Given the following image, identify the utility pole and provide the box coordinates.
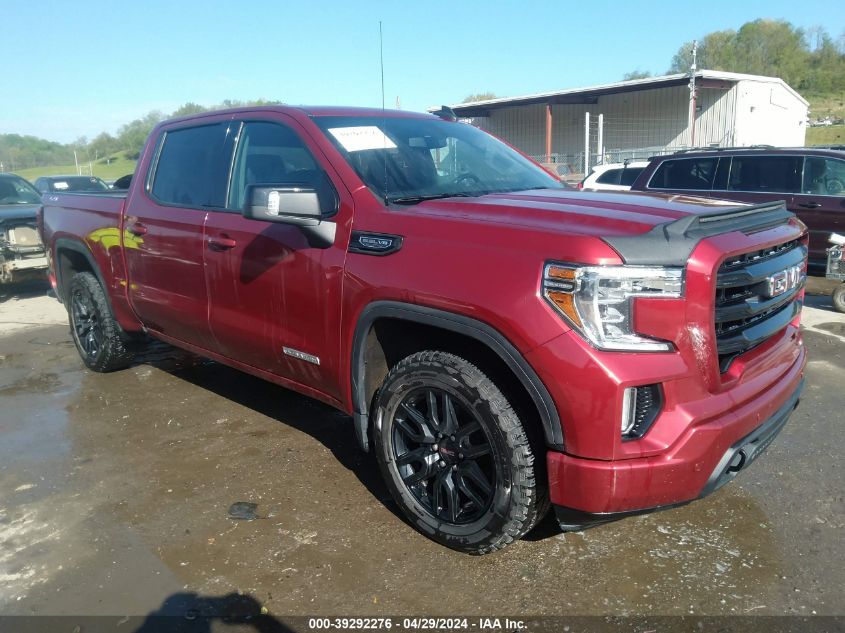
[73,150,80,175]
[688,40,698,148]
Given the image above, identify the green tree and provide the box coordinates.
[666,19,845,94]
[622,70,652,80]
[462,92,498,103]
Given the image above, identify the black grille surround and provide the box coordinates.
[714,239,806,372]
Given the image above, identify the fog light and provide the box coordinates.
[621,387,637,435]
[620,384,663,440]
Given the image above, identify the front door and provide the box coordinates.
[124,120,236,350]
[794,155,845,262]
[203,116,350,401]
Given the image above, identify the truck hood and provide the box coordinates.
[0,203,40,224]
[409,189,743,238]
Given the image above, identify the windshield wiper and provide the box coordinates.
[387,192,477,205]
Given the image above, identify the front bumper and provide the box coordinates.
[4,256,48,272]
[546,343,805,517]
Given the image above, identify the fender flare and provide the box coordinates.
[350,300,564,451]
[53,237,112,309]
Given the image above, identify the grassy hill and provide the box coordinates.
[806,125,845,145]
[13,153,136,182]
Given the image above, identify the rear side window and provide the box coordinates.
[802,157,845,196]
[619,167,644,186]
[595,169,623,185]
[727,156,801,193]
[649,158,718,190]
[150,123,234,207]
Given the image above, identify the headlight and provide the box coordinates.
[543,263,684,352]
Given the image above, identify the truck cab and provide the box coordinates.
[40,107,807,554]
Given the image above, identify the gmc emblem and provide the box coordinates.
[765,264,804,298]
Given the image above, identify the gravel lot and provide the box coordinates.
[1,278,843,628]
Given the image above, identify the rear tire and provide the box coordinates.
[67,272,133,372]
[373,351,548,554]
[833,283,845,314]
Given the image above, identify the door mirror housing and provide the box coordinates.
[242,184,336,248]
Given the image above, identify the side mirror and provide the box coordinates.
[242,184,336,248]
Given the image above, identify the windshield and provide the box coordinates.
[46,176,109,192]
[0,176,42,205]
[313,115,563,204]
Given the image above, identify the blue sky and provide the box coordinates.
[2,0,843,143]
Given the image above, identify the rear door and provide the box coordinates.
[202,115,350,400]
[123,120,237,349]
[794,155,845,261]
[642,156,719,198]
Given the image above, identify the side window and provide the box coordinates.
[802,157,845,196]
[595,169,623,185]
[619,167,644,187]
[727,155,801,193]
[649,158,718,190]
[712,157,730,190]
[150,123,232,207]
[227,121,320,210]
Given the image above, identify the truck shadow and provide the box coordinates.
[132,591,291,632]
[0,279,50,304]
[135,344,403,521]
[133,344,560,542]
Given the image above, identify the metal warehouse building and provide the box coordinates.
[440,70,808,174]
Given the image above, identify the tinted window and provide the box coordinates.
[47,176,109,192]
[727,156,801,193]
[802,157,845,196]
[649,158,718,190]
[151,123,233,207]
[595,169,623,185]
[619,167,644,186]
[0,176,41,205]
[227,121,321,210]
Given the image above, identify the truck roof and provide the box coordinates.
[163,105,435,127]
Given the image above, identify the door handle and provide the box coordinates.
[128,222,148,236]
[208,235,237,250]
[798,202,822,209]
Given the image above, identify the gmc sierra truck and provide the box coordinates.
[40,106,807,554]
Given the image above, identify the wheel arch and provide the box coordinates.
[54,237,107,303]
[350,301,563,452]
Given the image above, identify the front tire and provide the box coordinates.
[373,351,547,554]
[67,272,134,372]
[833,283,845,314]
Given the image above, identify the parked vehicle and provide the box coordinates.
[0,174,47,284]
[112,174,133,190]
[827,232,845,312]
[630,147,845,268]
[580,161,649,191]
[40,106,807,554]
[34,175,110,194]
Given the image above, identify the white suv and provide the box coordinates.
[580,161,650,191]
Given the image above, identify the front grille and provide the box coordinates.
[715,239,806,371]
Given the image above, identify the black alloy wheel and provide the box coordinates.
[391,386,496,524]
[71,288,102,360]
[374,350,548,554]
[67,272,133,372]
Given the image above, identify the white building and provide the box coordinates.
[438,70,808,171]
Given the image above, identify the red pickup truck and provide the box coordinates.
[40,106,807,554]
